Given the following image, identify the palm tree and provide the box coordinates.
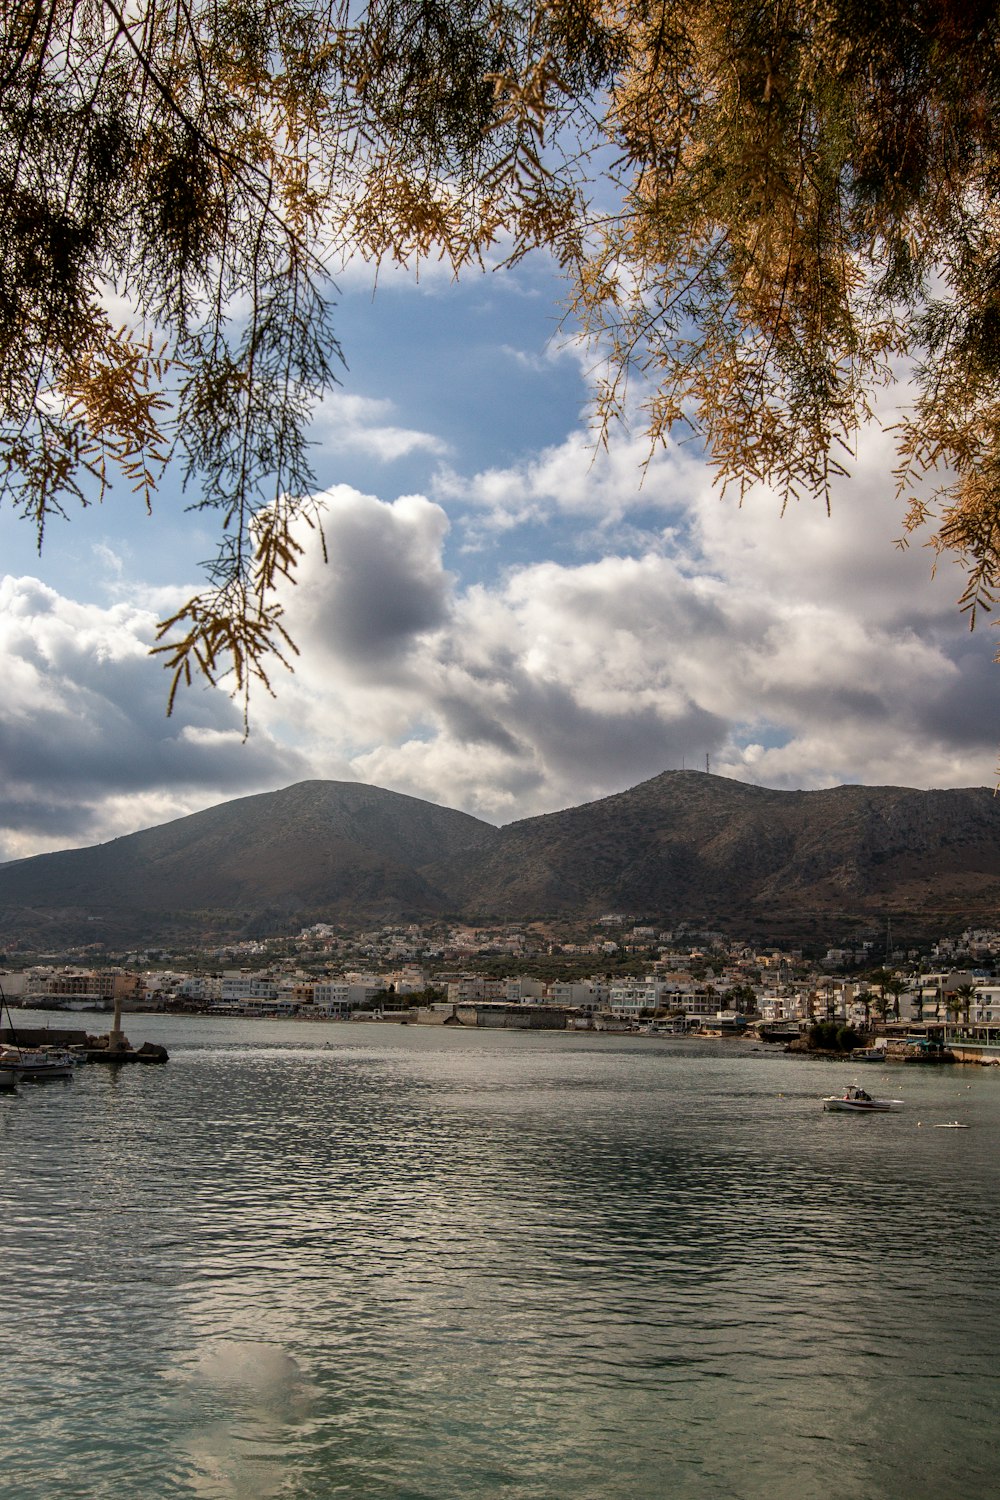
[822,978,836,1022]
[868,968,893,1024]
[954,983,977,1029]
[884,976,907,1020]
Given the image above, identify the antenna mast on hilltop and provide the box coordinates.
[705,754,710,774]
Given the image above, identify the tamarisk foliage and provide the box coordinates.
[3,0,1000,712]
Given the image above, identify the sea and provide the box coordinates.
[2,1010,999,1500]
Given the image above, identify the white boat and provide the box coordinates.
[822,1085,903,1112]
[1,982,76,1080]
[0,1065,16,1092]
[0,1046,76,1082]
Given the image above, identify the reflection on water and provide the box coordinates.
[2,1016,999,1498]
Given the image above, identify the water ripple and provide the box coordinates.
[3,1019,1000,1497]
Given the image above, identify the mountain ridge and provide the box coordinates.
[1,771,998,946]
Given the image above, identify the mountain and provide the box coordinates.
[430,772,1000,940]
[1,771,999,947]
[0,781,493,946]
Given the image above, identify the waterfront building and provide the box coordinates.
[219,974,279,1004]
[913,970,980,1021]
[446,975,507,1005]
[16,967,141,1010]
[608,983,663,1020]
[969,985,1000,1024]
[759,993,803,1024]
[505,977,547,1002]
[311,979,387,1017]
[236,993,301,1016]
[549,980,609,1014]
[179,974,222,1004]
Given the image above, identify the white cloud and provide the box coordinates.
[436,424,678,534]
[0,576,307,860]
[499,338,581,375]
[1,408,995,862]
[259,475,997,824]
[312,391,448,464]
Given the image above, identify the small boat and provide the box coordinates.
[822,1085,903,1112]
[0,1046,76,1082]
[1,981,76,1081]
[0,1065,16,1092]
[933,1121,969,1129]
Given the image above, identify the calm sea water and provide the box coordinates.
[2,1011,998,1499]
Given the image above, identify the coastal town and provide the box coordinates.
[5,915,1000,1062]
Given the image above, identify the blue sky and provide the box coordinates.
[2,247,998,862]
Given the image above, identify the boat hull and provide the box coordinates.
[10,1061,74,1081]
[823,1098,894,1111]
[0,1048,76,1081]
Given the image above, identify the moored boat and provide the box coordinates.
[1,981,76,1081]
[0,1045,76,1082]
[822,1085,903,1112]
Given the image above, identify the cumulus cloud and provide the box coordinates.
[312,391,447,464]
[0,576,309,860]
[17,244,979,863]
[435,423,697,538]
[259,472,997,824]
[291,485,453,673]
[2,403,996,862]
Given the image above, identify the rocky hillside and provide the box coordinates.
[0,780,493,946]
[431,772,1000,940]
[1,771,998,946]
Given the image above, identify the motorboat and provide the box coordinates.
[822,1085,903,1112]
[0,1046,76,1082]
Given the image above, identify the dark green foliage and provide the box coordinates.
[808,1020,862,1051]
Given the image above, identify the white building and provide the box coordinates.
[608,983,664,1019]
[505,977,547,1002]
[549,980,609,1015]
[179,974,222,1003]
[312,980,387,1018]
[220,974,279,1003]
[966,985,1000,1025]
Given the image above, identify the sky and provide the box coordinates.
[3,246,998,863]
